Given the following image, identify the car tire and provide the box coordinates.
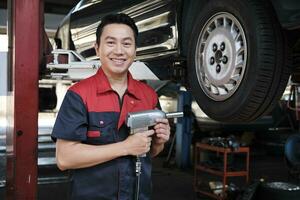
[256,182,300,200]
[187,0,290,122]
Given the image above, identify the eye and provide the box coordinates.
[106,40,115,46]
[123,42,132,47]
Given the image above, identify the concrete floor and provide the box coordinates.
[151,151,293,200]
[36,148,294,200]
[0,144,298,200]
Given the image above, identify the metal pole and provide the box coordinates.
[7,0,13,92]
[6,0,40,199]
[175,90,193,169]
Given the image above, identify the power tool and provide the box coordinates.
[126,109,184,200]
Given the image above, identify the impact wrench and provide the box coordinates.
[126,110,184,200]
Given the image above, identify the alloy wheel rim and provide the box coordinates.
[195,12,247,101]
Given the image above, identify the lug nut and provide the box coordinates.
[220,42,225,51]
[216,65,221,73]
[210,57,215,65]
[213,43,218,52]
[222,56,228,64]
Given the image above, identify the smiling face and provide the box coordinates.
[95,23,136,79]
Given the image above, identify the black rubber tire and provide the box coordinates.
[187,0,290,122]
[256,182,300,200]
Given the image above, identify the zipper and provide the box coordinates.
[114,91,127,200]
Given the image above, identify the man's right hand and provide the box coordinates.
[122,130,154,156]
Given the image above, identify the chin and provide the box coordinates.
[111,67,129,75]
[113,64,131,72]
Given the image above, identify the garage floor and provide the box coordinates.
[1,142,298,200]
[37,144,297,200]
[152,150,293,200]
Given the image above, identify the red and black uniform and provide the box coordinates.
[51,68,158,200]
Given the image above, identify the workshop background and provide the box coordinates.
[1,0,300,200]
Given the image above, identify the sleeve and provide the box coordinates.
[51,90,88,142]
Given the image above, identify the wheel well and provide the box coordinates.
[270,0,300,30]
[180,0,300,56]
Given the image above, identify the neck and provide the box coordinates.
[102,69,127,84]
[103,70,128,97]
[108,75,126,84]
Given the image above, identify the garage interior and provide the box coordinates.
[1,0,300,200]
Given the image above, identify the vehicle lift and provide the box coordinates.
[6,0,40,199]
[5,1,192,199]
[175,90,193,169]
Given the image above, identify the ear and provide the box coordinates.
[94,43,100,56]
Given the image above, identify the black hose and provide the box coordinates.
[135,157,142,200]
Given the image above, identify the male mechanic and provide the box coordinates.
[51,13,171,200]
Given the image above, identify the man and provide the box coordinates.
[51,13,171,200]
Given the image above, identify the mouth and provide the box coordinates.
[111,58,126,65]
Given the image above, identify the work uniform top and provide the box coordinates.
[51,68,158,200]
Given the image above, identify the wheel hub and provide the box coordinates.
[215,50,223,64]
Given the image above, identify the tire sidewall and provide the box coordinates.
[256,182,300,200]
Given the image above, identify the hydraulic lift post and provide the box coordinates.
[176,90,193,169]
[6,0,40,199]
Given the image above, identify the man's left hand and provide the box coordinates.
[153,118,171,145]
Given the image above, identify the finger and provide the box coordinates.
[154,128,164,135]
[154,123,165,131]
[154,123,170,131]
[147,145,151,152]
[155,118,169,124]
[144,141,151,150]
[155,127,170,135]
[156,130,170,138]
[156,133,169,141]
[157,131,170,137]
[143,129,155,137]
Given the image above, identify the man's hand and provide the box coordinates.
[150,118,170,157]
[123,130,154,156]
[153,118,171,145]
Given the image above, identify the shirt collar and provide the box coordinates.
[95,68,141,100]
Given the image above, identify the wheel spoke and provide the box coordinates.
[230,74,240,82]
[224,83,234,91]
[218,86,228,95]
[214,19,219,28]
[234,32,241,41]
[235,62,244,69]
[230,22,235,34]
[210,84,219,94]
[224,18,231,31]
[204,76,210,88]
[237,47,245,56]
[207,26,213,33]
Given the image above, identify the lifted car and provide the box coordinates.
[54,0,300,122]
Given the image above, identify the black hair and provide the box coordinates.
[95,13,138,45]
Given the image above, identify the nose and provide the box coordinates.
[114,43,124,54]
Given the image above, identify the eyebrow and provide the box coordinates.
[104,36,133,41]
